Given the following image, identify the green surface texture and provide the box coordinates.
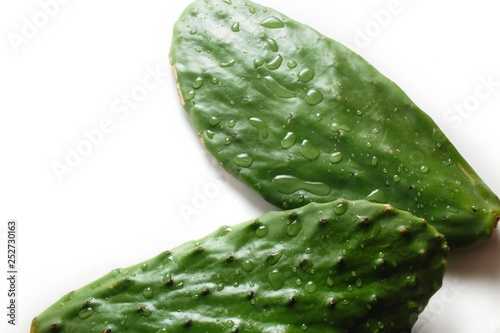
[31,200,448,333]
[170,0,500,250]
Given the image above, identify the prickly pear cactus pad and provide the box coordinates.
[170,0,500,250]
[31,200,448,333]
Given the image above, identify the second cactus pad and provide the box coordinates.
[31,200,448,333]
[170,0,500,250]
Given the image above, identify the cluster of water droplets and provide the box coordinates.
[251,203,355,305]
[187,1,476,225]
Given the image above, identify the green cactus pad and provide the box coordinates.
[170,0,500,250]
[31,200,448,333]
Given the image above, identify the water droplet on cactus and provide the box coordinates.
[300,140,320,160]
[225,320,235,328]
[254,59,264,68]
[143,287,154,299]
[287,220,302,237]
[248,7,256,14]
[242,260,254,272]
[234,153,253,167]
[281,132,296,149]
[334,202,348,215]
[256,225,269,238]
[231,22,240,32]
[260,16,285,29]
[304,281,318,294]
[140,264,148,272]
[301,324,308,331]
[330,152,343,164]
[267,54,283,70]
[298,68,315,82]
[209,116,220,126]
[330,123,352,133]
[366,189,386,203]
[273,175,331,196]
[192,77,204,89]
[220,59,236,68]
[189,30,197,35]
[420,165,429,173]
[268,251,283,265]
[371,156,378,166]
[287,61,297,69]
[249,117,268,138]
[393,175,401,183]
[327,277,334,287]
[78,307,94,320]
[446,206,460,214]
[356,278,363,288]
[185,91,196,101]
[305,89,323,105]
[267,38,279,52]
[264,76,296,98]
[377,322,385,329]
[221,226,232,236]
[268,269,285,290]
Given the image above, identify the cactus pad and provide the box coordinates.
[170,0,500,250]
[31,200,448,333]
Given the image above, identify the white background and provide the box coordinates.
[1,0,500,332]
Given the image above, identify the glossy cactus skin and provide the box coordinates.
[31,200,448,333]
[170,0,500,250]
